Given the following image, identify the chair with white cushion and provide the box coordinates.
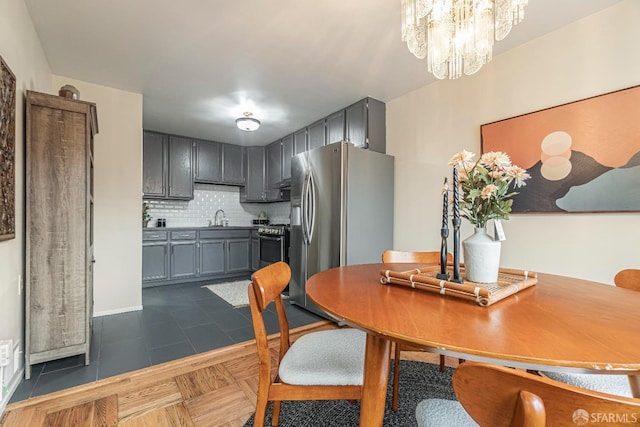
[249,261,365,426]
[416,361,640,427]
[540,268,640,398]
[382,249,456,412]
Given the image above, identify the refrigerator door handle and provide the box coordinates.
[307,169,316,244]
[301,169,310,245]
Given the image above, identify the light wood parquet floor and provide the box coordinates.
[0,321,448,427]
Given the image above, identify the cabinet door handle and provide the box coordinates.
[179,234,192,238]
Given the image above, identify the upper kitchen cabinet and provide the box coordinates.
[281,134,293,182]
[194,139,222,183]
[326,110,345,145]
[195,140,244,186]
[143,131,168,197]
[265,140,282,201]
[308,119,325,151]
[294,128,308,156]
[221,143,244,185]
[168,136,194,199]
[345,97,386,153]
[143,131,194,200]
[241,146,266,202]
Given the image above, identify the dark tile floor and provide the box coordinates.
[10,281,323,403]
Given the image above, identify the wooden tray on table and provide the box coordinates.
[379,265,537,306]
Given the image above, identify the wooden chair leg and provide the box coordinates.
[439,355,446,372]
[254,396,268,427]
[272,400,282,426]
[392,343,401,412]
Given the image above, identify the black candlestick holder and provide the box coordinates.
[436,227,450,280]
[451,218,463,283]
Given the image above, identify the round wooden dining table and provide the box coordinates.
[306,263,640,427]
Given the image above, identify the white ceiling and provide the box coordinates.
[25,0,621,146]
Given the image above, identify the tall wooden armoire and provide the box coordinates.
[25,91,98,379]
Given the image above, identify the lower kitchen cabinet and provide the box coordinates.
[251,231,260,272]
[227,239,250,273]
[142,227,253,287]
[142,244,169,281]
[143,230,169,282]
[200,240,225,275]
[170,241,197,279]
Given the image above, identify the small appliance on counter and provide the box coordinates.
[155,218,166,227]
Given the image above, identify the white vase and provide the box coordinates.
[462,227,501,283]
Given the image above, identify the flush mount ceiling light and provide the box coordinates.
[235,112,261,131]
[401,0,528,79]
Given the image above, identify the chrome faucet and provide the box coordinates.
[214,209,225,226]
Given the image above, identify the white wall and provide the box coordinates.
[387,0,640,285]
[0,0,52,409]
[51,76,144,316]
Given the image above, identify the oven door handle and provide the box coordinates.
[259,235,283,241]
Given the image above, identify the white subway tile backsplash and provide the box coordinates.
[146,184,291,227]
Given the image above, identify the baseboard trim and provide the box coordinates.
[93,305,143,317]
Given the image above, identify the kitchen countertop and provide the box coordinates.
[143,226,257,230]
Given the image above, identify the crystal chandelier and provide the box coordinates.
[401,0,527,79]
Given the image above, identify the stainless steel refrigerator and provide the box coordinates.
[289,141,394,318]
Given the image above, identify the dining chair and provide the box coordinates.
[540,268,640,398]
[382,249,454,412]
[416,361,640,427]
[248,261,365,426]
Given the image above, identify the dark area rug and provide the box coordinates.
[243,360,457,426]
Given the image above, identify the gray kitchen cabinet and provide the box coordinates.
[200,239,225,276]
[227,239,251,273]
[345,97,386,153]
[143,132,194,199]
[241,146,266,202]
[168,136,194,199]
[294,128,307,156]
[142,231,169,283]
[143,228,253,287]
[195,139,222,183]
[251,230,260,272]
[25,91,98,379]
[195,140,244,186]
[326,110,345,145]
[143,131,168,197]
[308,119,325,151]
[281,134,293,182]
[266,141,282,201]
[222,143,244,185]
[142,243,169,281]
[170,230,198,279]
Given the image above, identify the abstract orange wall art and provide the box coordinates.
[481,85,640,213]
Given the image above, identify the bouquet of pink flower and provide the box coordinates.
[448,150,530,228]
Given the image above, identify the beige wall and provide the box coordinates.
[387,0,640,285]
[0,0,51,407]
[52,76,143,316]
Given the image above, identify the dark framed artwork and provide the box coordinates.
[481,85,640,213]
[1,55,16,240]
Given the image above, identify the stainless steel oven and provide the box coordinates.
[258,225,290,268]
